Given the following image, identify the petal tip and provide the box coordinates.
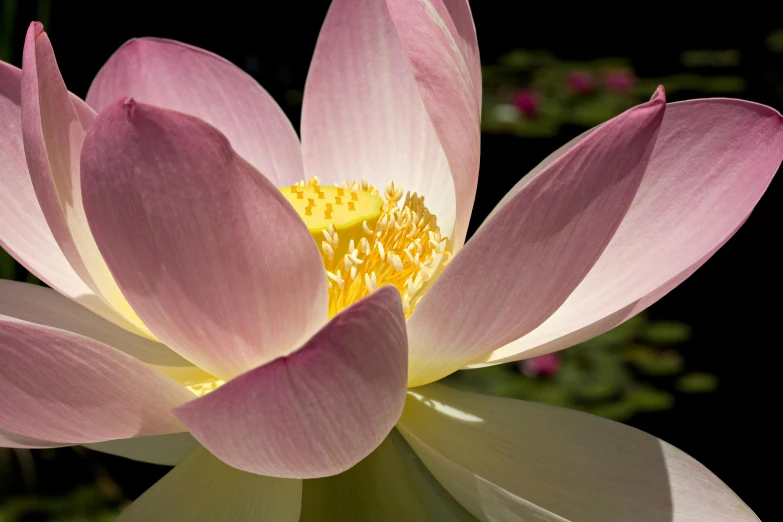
[650,85,666,104]
[32,22,45,39]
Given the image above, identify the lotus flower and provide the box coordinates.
[566,70,596,94]
[519,352,561,377]
[0,1,779,520]
[605,68,637,92]
[510,88,541,118]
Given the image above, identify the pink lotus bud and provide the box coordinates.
[566,71,595,94]
[518,353,562,378]
[510,88,541,118]
[604,69,637,92]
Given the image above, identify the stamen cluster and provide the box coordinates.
[297,177,451,317]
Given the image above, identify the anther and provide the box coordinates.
[351,192,358,201]
[348,201,356,211]
[322,241,334,258]
[335,196,342,205]
[337,188,345,196]
[326,271,344,290]
[297,192,304,199]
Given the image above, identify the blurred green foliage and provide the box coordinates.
[0,0,17,63]
[0,488,120,522]
[482,48,746,137]
[443,313,716,422]
[0,447,123,521]
[767,29,783,54]
[0,251,15,281]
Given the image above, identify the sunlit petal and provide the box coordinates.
[81,99,328,379]
[175,287,408,478]
[399,384,757,521]
[406,89,666,386]
[87,38,303,187]
[117,447,302,522]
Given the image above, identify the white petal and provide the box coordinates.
[84,433,200,466]
[399,384,757,522]
[117,447,302,522]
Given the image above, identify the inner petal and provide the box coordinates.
[281,177,451,318]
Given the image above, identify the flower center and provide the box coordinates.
[281,177,451,318]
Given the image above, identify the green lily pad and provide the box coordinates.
[676,372,719,393]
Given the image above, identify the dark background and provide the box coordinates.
[2,1,780,519]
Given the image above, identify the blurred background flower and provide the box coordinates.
[444,313,717,423]
[481,47,745,137]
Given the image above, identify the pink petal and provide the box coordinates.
[441,0,482,108]
[80,99,328,380]
[301,0,472,242]
[0,280,205,384]
[0,428,65,449]
[385,0,482,248]
[87,38,303,187]
[175,287,408,479]
[405,89,667,386]
[2,58,154,337]
[0,60,89,298]
[0,315,195,443]
[21,23,149,336]
[478,99,783,366]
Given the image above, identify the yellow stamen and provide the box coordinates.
[281,177,451,318]
[185,377,226,397]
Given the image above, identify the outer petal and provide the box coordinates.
[476,99,783,366]
[440,0,481,108]
[84,433,200,466]
[0,428,65,449]
[399,384,757,522]
[300,429,478,521]
[385,0,482,248]
[0,316,195,443]
[0,60,146,333]
[80,99,328,380]
[0,60,87,298]
[302,0,462,242]
[116,447,302,522]
[0,280,203,384]
[175,287,408,479]
[86,38,303,187]
[21,23,149,336]
[405,90,666,386]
